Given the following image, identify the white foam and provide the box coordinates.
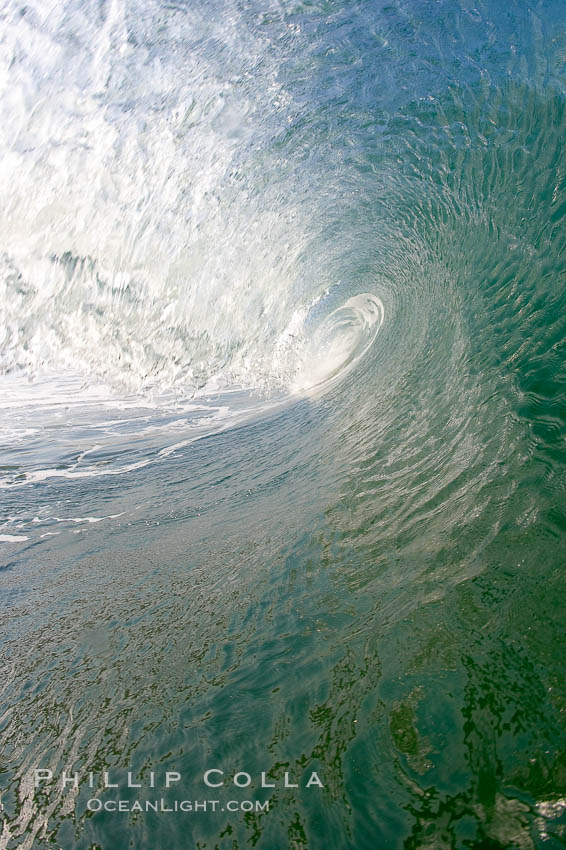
[0,0,322,396]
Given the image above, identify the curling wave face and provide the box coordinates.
[2,1,566,849]
[292,293,384,393]
[0,0,389,490]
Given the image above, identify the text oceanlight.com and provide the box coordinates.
[30,768,326,817]
[86,799,269,814]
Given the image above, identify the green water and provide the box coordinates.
[2,0,566,848]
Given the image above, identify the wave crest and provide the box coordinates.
[292,293,384,394]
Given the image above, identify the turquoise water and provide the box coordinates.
[1,0,566,848]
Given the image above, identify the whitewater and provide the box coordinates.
[1,0,566,848]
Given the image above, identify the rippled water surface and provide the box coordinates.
[2,0,566,848]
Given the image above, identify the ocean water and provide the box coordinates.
[1,0,566,847]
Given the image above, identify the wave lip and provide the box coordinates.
[292,293,384,394]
